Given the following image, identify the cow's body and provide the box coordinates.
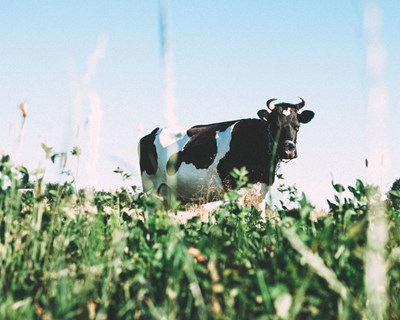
[139,97,315,215]
[140,119,277,203]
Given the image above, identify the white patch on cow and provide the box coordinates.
[158,126,190,148]
[282,108,291,117]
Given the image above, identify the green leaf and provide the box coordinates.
[389,190,400,199]
[355,179,364,192]
[71,146,82,156]
[50,153,60,163]
[17,166,30,186]
[333,183,345,193]
[41,143,53,159]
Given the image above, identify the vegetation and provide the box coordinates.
[0,153,399,319]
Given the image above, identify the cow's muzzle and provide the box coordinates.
[280,140,297,159]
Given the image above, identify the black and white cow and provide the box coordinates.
[139,97,314,216]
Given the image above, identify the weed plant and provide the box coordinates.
[0,155,399,319]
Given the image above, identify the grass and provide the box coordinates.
[0,154,399,319]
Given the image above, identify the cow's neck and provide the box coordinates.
[265,123,281,185]
[266,123,278,159]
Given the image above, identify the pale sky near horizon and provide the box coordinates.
[1,1,399,208]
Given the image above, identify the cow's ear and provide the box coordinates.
[257,109,270,123]
[298,110,315,124]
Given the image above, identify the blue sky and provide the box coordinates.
[1,1,399,208]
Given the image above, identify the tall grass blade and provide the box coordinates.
[365,202,388,320]
[281,222,351,315]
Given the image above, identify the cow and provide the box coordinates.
[138,97,314,218]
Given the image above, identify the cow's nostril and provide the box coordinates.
[283,141,296,151]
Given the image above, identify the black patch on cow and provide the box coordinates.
[166,120,237,175]
[217,119,277,189]
[139,127,159,175]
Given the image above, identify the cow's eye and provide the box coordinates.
[294,125,300,131]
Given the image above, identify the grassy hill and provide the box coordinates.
[1,155,399,319]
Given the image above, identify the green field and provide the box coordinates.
[1,154,399,319]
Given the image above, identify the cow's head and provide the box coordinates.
[257,97,314,160]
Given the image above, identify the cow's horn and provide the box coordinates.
[296,96,306,109]
[266,98,277,111]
